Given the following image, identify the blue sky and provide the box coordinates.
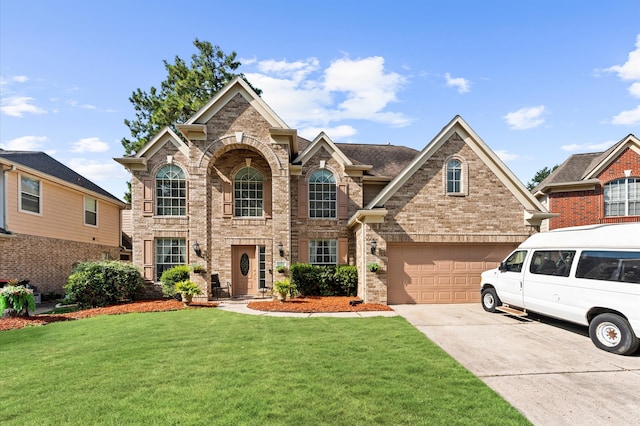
[1,0,639,201]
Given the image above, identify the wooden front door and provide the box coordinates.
[232,246,256,296]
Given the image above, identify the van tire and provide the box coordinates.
[481,288,501,313]
[589,313,640,355]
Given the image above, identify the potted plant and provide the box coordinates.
[190,264,206,274]
[175,280,202,305]
[275,265,287,274]
[367,262,381,273]
[273,278,295,302]
[0,280,36,318]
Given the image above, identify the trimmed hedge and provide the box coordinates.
[290,263,357,297]
[65,261,144,308]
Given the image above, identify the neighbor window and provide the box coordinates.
[84,197,97,226]
[234,167,263,217]
[156,165,186,216]
[309,239,337,265]
[604,178,640,217]
[309,170,336,218]
[20,175,40,214]
[155,238,186,281]
[446,159,462,193]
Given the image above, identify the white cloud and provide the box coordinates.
[0,96,47,117]
[67,158,129,183]
[0,135,48,151]
[67,99,97,110]
[611,105,640,126]
[561,140,617,152]
[503,106,546,130]
[605,34,640,81]
[299,125,358,141]
[630,82,640,98]
[0,75,28,85]
[245,55,410,134]
[494,150,521,162]
[444,73,471,93]
[70,137,110,153]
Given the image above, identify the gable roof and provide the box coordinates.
[0,150,125,205]
[349,115,553,227]
[534,134,640,195]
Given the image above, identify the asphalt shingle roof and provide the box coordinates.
[0,150,123,203]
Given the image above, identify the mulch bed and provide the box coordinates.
[0,297,391,332]
[247,296,393,313]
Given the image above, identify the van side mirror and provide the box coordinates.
[498,262,507,272]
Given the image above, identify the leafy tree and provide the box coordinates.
[526,165,558,191]
[120,39,261,201]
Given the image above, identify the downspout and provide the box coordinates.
[354,217,367,303]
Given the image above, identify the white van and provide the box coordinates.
[480,223,640,355]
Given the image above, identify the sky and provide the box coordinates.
[1,1,639,202]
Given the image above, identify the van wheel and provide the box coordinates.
[589,313,640,355]
[481,288,501,313]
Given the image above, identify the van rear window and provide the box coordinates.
[530,251,575,277]
[576,251,640,283]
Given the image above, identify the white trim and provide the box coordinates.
[293,132,353,167]
[583,134,640,180]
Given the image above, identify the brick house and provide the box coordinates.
[116,77,552,304]
[0,150,127,295]
[533,134,640,231]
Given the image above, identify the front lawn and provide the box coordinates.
[0,309,529,425]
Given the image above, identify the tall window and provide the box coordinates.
[84,197,97,226]
[447,159,462,193]
[156,165,186,216]
[604,178,640,217]
[309,239,337,265]
[20,175,40,214]
[234,167,263,217]
[309,170,336,218]
[156,238,186,280]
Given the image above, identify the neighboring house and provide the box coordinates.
[115,77,552,304]
[0,150,127,295]
[533,134,640,231]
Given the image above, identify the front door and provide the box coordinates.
[232,246,256,296]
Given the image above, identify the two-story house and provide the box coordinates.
[0,150,127,295]
[116,77,552,305]
[533,134,640,230]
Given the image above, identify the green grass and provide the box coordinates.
[0,309,530,425]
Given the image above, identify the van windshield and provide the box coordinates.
[576,251,640,283]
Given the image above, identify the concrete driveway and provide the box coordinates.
[393,303,640,426]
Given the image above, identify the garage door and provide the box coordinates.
[387,244,515,304]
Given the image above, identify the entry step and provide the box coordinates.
[497,305,528,317]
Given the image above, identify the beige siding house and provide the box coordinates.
[0,150,127,295]
[116,77,552,304]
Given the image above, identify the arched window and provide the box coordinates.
[446,159,462,193]
[309,169,336,218]
[234,167,263,217]
[604,178,640,217]
[156,165,186,216]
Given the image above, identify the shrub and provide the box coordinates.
[273,278,296,301]
[290,263,358,297]
[160,265,191,298]
[65,261,144,308]
[175,280,202,296]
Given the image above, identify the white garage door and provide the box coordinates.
[387,244,515,304]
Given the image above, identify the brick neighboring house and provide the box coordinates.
[116,77,552,304]
[0,150,127,295]
[533,134,640,231]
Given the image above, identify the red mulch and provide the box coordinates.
[0,299,217,332]
[0,297,391,332]
[248,296,392,313]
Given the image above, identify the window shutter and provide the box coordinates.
[298,179,308,219]
[142,179,154,216]
[338,238,348,264]
[264,179,272,218]
[299,238,309,263]
[143,239,154,280]
[338,183,348,219]
[223,181,232,217]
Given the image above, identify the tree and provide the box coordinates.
[120,39,261,201]
[526,165,558,191]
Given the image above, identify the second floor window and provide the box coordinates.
[604,178,639,217]
[156,165,186,216]
[84,197,97,226]
[309,169,336,218]
[20,175,40,214]
[234,167,263,217]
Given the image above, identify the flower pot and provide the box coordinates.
[181,293,193,305]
